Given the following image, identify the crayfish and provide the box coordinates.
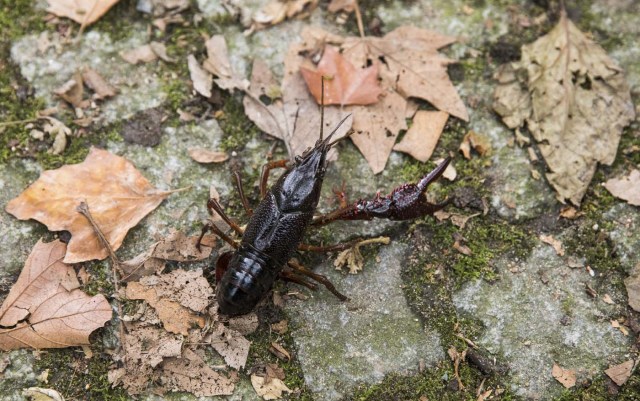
[198,115,451,316]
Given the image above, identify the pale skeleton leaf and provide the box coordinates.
[493,13,635,205]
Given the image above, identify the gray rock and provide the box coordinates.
[286,242,444,401]
[605,203,640,273]
[453,243,630,400]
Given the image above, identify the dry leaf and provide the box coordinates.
[342,25,468,121]
[552,363,576,388]
[624,263,640,312]
[604,360,635,386]
[251,375,292,400]
[46,0,120,26]
[188,148,229,164]
[149,41,174,63]
[493,12,635,205]
[161,348,235,396]
[23,387,65,401]
[6,148,172,263]
[126,281,205,335]
[188,54,213,98]
[271,320,288,334]
[81,67,116,100]
[300,46,382,106]
[328,0,356,13]
[243,52,352,160]
[120,45,158,64]
[559,206,583,220]
[459,130,491,159]
[203,35,249,92]
[393,111,448,162]
[251,0,318,31]
[54,72,84,107]
[0,240,112,350]
[540,234,565,256]
[210,326,251,370]
[269,342,291,361]
[227,313,259,335]
[604,170,640,206]
[334,237,390,274]
[453,233,472,256]
[349,90,407,173]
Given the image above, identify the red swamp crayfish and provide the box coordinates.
[197,116,451,316]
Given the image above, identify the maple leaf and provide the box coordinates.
[0,240,112,350]
[6,148,173,263]
[493,11,635,205]
[300,46,382,106]
[46,0,120,26]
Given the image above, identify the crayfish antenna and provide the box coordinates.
[319,75,325,141]
[417,157,452,192]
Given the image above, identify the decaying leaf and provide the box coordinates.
[0,240,112,350]
[493,12,635,205]
[624,263,640,312]
[188,148,229,164]
[6,148,173,263]
[328,0,356,13]
[188,54,213,98]
[210,326,251,370]
[393,110,449,162]
[120,44,158,64]
[161,348,236,396]
[552,363,576,388]
[81,67,117,100]
[604,169,640,206]
[453,233,472,256]
[54,72,84,107]
[540,234,565,256]
[203,35,249,92]
[46,0,120,26]
[269,342,291,361]
[300,46,382,106]
[459,130,491,159]
[251,374,292,400]
[250,0,318,32]
[23,387,65,401]
[604,359,636,386]
[334,236,390,274]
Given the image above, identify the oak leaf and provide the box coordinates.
[393,110,449,162]
[0,240,111,350]
[300,46,382,106]
[493,12,635,205]
[46,0,120,26]
[6,148,172,263]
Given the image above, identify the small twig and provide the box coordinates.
[353,0,366,38]
[76,201,127,362]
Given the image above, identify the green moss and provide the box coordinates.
[91,0,141,43]
[34,347,128,401]
[218,92,261,151]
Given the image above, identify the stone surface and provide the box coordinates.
[453,243,631,400]
[287,242,444,401]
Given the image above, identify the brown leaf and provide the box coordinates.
[271,320,288,334]
[342,26,467,121]
[493,12,635,205]
[540,234,565,256]
[604,360,636,386]
[120,44,158,64]
[393,110,449,162]
[251,374,292,400]
[188,148,229,164]
[81,67,117,100]
[604,170,640,206]
[453,233,473,256]
[161,348,235,396]
[0,240,112,350]
[227,313,259,335]
[349,90,407,173]
[46,0,120,26]
[300,46,382,106]
[54,72,84,107]
[459,130,491,159]
[269,342,291,361]
[328,0,356,13]
[6,148,172,263]
[624,263,640,312]
[125,281,205,335]
[552,363,576,388]
[188,54,213,98]
[210,326,251,370]
[559,206,584,220]
[251,0,318,31]
[203,35,248,92]
[149,41,174,63]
